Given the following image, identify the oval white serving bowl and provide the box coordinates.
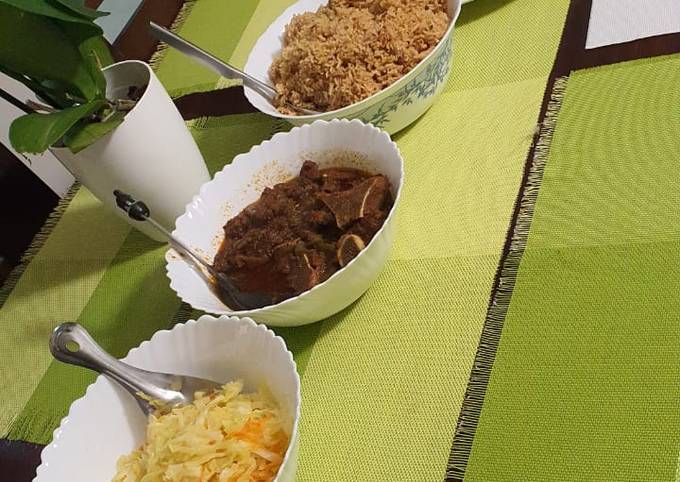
[167,119,404,326]
[34,316,301,482]
[244,0,462,134]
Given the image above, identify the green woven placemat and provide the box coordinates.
[0,0,569,480]
[464,54,680,481]
[152,0,262,97]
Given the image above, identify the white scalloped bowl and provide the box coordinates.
[34,316,301,482]
[166,119,404,326]
[243,0,462,134]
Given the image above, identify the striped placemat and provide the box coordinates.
[455,53,680,482]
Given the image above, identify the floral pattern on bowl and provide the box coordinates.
[358,35,454,130]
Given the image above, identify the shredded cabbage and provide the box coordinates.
[112,380,289,482]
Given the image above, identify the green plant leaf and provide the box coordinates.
[80,34,115,68]
[84,52,107,97]
[0,65,75,109]
[0,3,99,100]
[51,0,109,19]
[9,99,105,154]
[49,18,114,99]
[0,66,61,108]
[36,79,80,109]
[63,111,124,153]
[0,0,103,32]
[61,22,115,80]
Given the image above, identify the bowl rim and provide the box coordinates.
[243,0,463,120]
[34,315,302,482]
[167,118,405,316]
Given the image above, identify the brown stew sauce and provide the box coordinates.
[212,161,393,308]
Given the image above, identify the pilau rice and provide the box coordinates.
[269,0,450,114]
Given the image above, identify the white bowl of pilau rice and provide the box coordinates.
[244,0,462,134]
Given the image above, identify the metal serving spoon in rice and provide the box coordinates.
[149,22,320,116]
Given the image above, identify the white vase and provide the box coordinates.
[51,60,210,242]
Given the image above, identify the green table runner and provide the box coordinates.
[0,0,570,480]
[464,54,680,481]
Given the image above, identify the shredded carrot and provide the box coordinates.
[111,381,290,482]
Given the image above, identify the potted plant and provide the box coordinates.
[0,0,210,241]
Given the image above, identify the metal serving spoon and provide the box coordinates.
[113,190,270,310]
[50,323,221,415]
[148,22,320,116]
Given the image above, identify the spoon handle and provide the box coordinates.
[113,190,217,278]
[149,22,277,101]
[113,190,270,310]
[50,323,183,415]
